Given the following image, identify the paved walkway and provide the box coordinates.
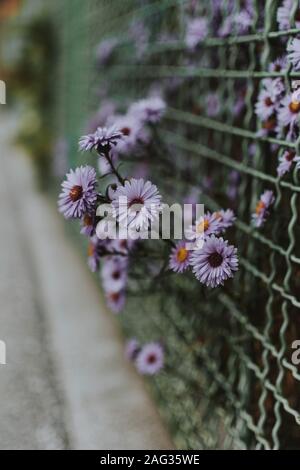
[0,112,173,450]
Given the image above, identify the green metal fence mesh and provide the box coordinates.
[52,0,300,449]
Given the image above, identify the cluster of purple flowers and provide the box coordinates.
[125,339,164,376]
[184,0,257,49]
[169,210,238,288]
[255,2,300,171]
[58,98,239,322]
[58,92,170,313]
[250,1,300,227]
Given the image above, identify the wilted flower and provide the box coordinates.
[252,190,275,227]
[58,166,98,219]
[190,235,238,288]
[169,241,191,273]
[136,342,164,375]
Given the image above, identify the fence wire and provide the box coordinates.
[52,0,300,449]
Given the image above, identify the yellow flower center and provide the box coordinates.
[196,219,209,233]
[87,243,94,257]
[255,201,265,215]
[289,100,300,113]
[176,247,188,263]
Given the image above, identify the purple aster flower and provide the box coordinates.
[277,150,297,177]
[105,290,126,314]
[129,96,166,124]
[125,338,140,361]
[205,92,221,117]
[78,133,98,152]
[213,209,236,232]
[255,78,284,121]
[255,89,277,121]
[80,212,96,237]
[112,113,150,155]
[252,190,275,228]
[287,38,300,70]
[169,241,191,273]
[190,235,239,288]
[277,0,300,31]
[269,56,287,72]
[185,17,208,50]
[111,178,162,231]
[277,94,300,134]
[262,78,285,101]
[79,126,124,153]
[136,342,164,375]
[101,257,128,292]
[234,9,253,35]
[58,166,98,219]
[188,212,222,242]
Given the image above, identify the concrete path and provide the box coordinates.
[0,112,173,450]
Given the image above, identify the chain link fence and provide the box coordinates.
[47,0,300,449]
